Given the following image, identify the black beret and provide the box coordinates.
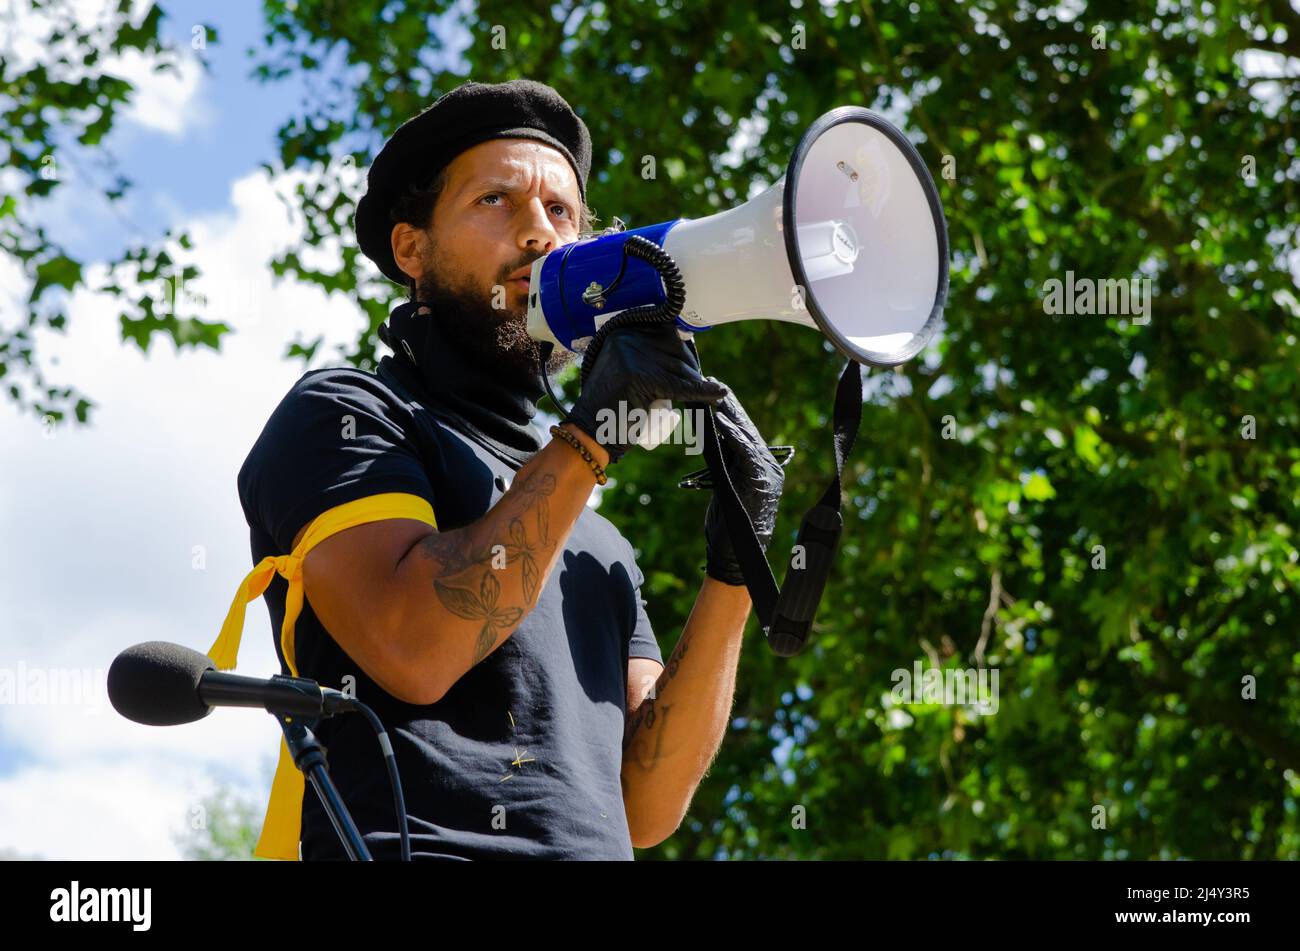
[355,78,592,285]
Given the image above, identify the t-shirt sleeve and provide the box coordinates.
[238,369,437,553]
[626,548,664,666]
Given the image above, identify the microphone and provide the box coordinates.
[107,641,357,727]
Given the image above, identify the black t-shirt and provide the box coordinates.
[236,359,663,860]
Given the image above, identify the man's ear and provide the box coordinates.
[391,221,427,283]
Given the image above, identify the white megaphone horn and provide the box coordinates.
[526,106,950,448]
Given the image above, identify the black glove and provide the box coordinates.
[564,323,730,464]
[702,380,785,586]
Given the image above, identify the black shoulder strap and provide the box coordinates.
[691,359,863,657]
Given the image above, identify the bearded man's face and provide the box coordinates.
[412,232,576,383]
[391,137,582,386]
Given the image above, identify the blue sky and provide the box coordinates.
[38,1,313,263]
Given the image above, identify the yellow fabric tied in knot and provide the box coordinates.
[205,491,437,860]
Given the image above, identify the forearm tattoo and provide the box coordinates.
[414,470,558,664]
[624,624,693,767]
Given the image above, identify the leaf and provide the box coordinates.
[30,255,83,302]
[1023,472,1055,501]
[1074,425,1103,468]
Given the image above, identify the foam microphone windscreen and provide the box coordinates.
[107,641,215,726]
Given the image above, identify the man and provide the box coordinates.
[228,79,784,860]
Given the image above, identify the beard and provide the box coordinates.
[413,242,577,387]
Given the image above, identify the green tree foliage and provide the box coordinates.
[174,786,263,861]
[0,0,223,425]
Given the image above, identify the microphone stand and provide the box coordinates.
[277,712,372,861]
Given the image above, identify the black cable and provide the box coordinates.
[538,340,569,419]
[353,700,411,861]
[578,234,687,386]
[591,241,632,302]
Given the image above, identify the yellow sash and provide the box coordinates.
[206,491,437,860]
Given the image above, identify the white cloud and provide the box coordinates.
[106,46,212,138]
[3,0,209,138]
[1,761,210,861]
[0,167,368,859]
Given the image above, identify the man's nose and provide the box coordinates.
[516,197,560,253]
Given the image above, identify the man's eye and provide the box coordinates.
[480,193,504,206]
[551,204,570,218]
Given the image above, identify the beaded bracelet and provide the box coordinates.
[549,424,609,485]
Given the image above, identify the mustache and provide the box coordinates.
[499,253,546,283]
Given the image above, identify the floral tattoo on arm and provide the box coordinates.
[416,471,558,664]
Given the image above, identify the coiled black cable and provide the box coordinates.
[579,235,687,385]
[538,234,687,420]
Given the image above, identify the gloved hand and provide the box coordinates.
[564,323,730,464]
[702,380,786,586]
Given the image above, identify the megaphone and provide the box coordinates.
[526,105,948,373]
[526,106,949,658]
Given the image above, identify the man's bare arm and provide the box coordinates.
[620,576,751,847]
[298,422,609,705]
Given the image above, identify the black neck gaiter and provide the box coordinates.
[376,299,546,469]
